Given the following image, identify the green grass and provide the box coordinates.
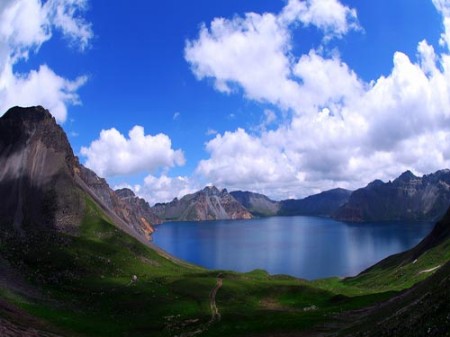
[0,194,449,337]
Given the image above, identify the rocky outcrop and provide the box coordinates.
[152,186,253,221]
[116,188,162,239]
[230,191,280,217]
[0,106,158,241]
[278,188,352,216]
[333,170,450,222]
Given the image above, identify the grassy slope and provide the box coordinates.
[0,195,449,337]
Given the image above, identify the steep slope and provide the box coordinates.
[340,206,450,337]
[279,188,352,216]
[115,188,162,239]
[230,190,280,216]
[0,106,156,242]
[152,186,253,221]
[0,106,84,235]
[334,170,450,222]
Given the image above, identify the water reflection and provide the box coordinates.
[153,216,434,280]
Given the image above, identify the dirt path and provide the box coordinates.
[209,273,223,324]
[169,273,224,337]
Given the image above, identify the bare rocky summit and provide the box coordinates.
[152,186,253,221]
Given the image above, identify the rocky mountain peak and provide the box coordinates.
[152,185,252,221]
[396,170,418,182]
[0,106,78,174]
[2,105,53,123]
[115,188,136,199]
[203,185,220,195]
[367,179,384,188]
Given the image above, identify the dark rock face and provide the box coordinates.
[230,191,280,217]
[152,186,253,221]
[333,170,450,222]
[0,106,83,234]
[278,188,352,216]
[0,106,159,241]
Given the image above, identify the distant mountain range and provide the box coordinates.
[333,170,450,222]
[230,188,352,217]
[152,170,450,223]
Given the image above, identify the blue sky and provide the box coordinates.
[1,0,449,204]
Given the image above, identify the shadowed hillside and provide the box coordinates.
[0,106,448,337]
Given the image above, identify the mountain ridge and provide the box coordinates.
[152,185,253,221]
[334,169,450,222]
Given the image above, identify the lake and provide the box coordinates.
[152,216,435,280]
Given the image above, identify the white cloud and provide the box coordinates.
[206,128,218,136]
[185,11,301,111]
[185,0,359,114]
[0,64,87,122]
[173,111,180,120]
[139,174,198,205]
[44,0,93,51]
[197,128,296,188]
[186,0,450,200]
[0,0,92,122]
[280,0,359,39]
[115,175,198,206]
[80,126,185,178]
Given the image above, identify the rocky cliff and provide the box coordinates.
[0,106,157,241]
[152,186,253,221]
[116,188,162,238]
[333,170,450,222]
[230,191,280,216]
[0,106,83,235]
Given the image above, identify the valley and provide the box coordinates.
[0,106,448,337]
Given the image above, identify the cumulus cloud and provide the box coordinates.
[0,0,92,121]
[115,174,197,206]
[197,128,296,188]
[139,174,197,205]
[185,0,359,114]
[185,11,300,110]
[186,0,450,199]
[80,126,185,178]
[280,0,359,39]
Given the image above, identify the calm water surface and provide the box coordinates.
[152,216,434,280]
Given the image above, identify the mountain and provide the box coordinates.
[115,188,162,238]
[230,191,280,216]
[230,188,352,217]
[0,106,448,337]
[152,186,253,221]
[278,188,352,216]
[0,106,158,242]
[333,170,450,222]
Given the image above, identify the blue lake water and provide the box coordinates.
[152,216,435,280]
